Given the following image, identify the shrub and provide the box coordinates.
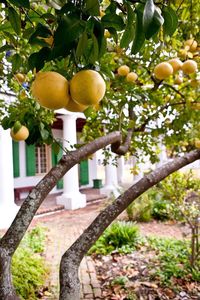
[147,236,200,284]
[126,192,154,222]
[12,226,48,300]
[88,221,140,255]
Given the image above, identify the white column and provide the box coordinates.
[88,152,98,187]
[117,156,124,185]
[56,114,86,209]
[0,127,19,229]
[101,152,121,198]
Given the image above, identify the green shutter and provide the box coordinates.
[26,144,36,176]
[12,141,20,177]
[51,143,63,189]
[80,159,89,185]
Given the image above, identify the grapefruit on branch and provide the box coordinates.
[31,71,70,110]
[154,62,173,80]
[10,125,29,141]
[65,97,88,112]
[70,70,106,106]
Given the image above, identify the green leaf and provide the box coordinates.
[52,15,85,59]
[76,31,88,58]
[8,7,21,35]
[52,142,61,156]
[143,0,155,34]
[0,44,14,53]
[101,14,125,31]
[12,53,22,72]
[120,3,135,49]
[131,5,145,54]
[145,7,164,40]
[88,33,99,64]
[85,0,100,16]
[163,6,178,36]
[8,0,30,9]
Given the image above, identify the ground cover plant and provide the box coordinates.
[12,227,48,300]
[89,221,200,299]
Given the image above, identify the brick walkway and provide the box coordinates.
[32,200,105,299]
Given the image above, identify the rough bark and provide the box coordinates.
[0,131,121,299]
[0,248,20,300]
[59,149,200,300]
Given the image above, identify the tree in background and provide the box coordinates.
[0,0,199,299]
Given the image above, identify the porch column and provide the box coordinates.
[56,114,86,209]
[101,151,121,197]
[117,156,124,185]
[88,152,98,187]
[0,127,19,229]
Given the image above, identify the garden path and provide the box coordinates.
[31,199,186,299]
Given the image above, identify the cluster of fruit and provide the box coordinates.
[154,38,198,83]
[117,65,138,83]
[10,69,106,141]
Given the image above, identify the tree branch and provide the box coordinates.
[0,131,122,255]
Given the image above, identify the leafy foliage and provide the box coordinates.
[88,221,140,255]
[12,226,48,300]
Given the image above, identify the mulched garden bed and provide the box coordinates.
[92,249,200,300]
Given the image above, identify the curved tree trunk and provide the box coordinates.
[0,131,121,299]
[59,149,200,300]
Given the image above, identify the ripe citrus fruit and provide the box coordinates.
[70,70,106,106]
[117,65,130,76]
[184,39,198,52]
[126,72,138,83]
[168,58,183,73]
[31,71,70,110]
[15,73,25,83]
[182,60,198,75]
[65,97,88,112]
[10,125,29,141]
[154,62,173,80]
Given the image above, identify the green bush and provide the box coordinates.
[152,198,171,221]
[88,221,140,255]
[126,192,154,222]
[147,236,200,284]
[12,226,48,300]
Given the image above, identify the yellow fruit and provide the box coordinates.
[184,39,198,52]
[65,97,88,112]
[10,125,29,141]
[117,65,130,76]
[174,75,183,85]
[15,73,25,83]
[31,71,70,110]
[190,79,200,88]
[70,70,106,106]
[126,72,138,82]
[182,60,198,75]
[154,62,173,80]
[168,58,183,73]
[195,140,200,148]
